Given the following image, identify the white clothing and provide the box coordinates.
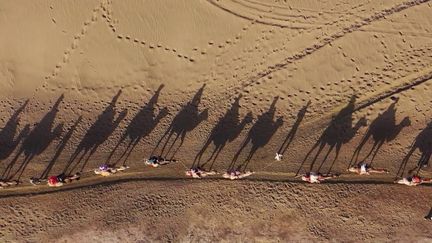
[360,163,368,175]
[309,172,320,183]
[397,178,417,186]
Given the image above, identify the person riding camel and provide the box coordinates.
[348,162,389,175]
[222,170,254,180]
[30,173,80,187]
[185,167,217,179]
[0,179,19,189]
[301,172,338,184]
[94,164,129,176]
[145,156,177,168]
[395,175,432,186]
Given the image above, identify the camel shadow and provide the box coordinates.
[350,98,410,168]
[0,100,30,161]
[108,84,168,166]
[3,95,64,180]
[64,90,127,174]
[193,94,253,170]
[277,101,310,156]
[397,121,432,178]
[38,116,82,179]
[297,95,367,175]
[152,84,208,160]
[230,97,283,172]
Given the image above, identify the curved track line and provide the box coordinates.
[0,174,417,199]
[230,0,320,23]
[299,66,432,135]
[206,0,309,29]
[237,0,432,91]
[242,0,371,15]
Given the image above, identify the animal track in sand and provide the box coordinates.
[194,19,257,59]
[198,0,382,99]
[44,7,101,81]
[44,0,197,86]
[224,0,432,96]
[212,0,427,95]
[255,42,432,126]
[100,0,195,63]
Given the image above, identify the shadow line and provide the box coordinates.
[2,95,64,180]
[152,84,208,160]
[297,95,367,175]
[108,85,168,165]
[230,97,283,171]
[193,94,252,170]
[63,90,127,174]
[350,98,410,168]
[277,101,310,155]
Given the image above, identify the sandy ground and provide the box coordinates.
[1,176,432,242]
[1,0,432,241]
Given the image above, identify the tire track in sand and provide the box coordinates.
[206,0,309,29]
[236,0,432,93]
[202,0,430,115]
[203,0,432,137]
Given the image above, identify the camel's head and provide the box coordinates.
[158,107,169,118]
[118,109,128,119]
[401,117,411,127]
[21,124,31,137]
[276,116,284,126]
[357,117,368,127]
[53,123,64,138]
[243,112,253,124]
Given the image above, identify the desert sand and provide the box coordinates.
[1,0,432,241]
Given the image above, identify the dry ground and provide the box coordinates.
[1,0,432,241]
[1,176,432,242]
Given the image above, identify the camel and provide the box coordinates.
[153,84,208,159]
[397,121,432,178]
[0,100,29,161]
[64,90,127,174]
[107,85,168,165]
[3,96,64,180]
[350,99,410,168]
[297,95,367,175]
[230,96,283,172]
[193,94,252,170]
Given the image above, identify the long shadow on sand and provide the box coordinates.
[229,97,283,172]
[107,85,168,166]
[64,90,127,174]
[38,116,82,179]
[397,121,432,178]
[152,84,208,160]
[349,98,410,168]
[3,96,64,180]
[296,95,367,175]
[192,95,253,170]
[276,101,310,156]
[0,100,30,161]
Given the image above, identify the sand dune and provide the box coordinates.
[1,0,432,241]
